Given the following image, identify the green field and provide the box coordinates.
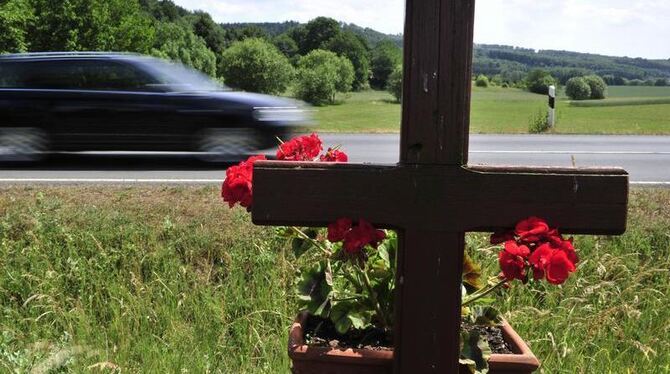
[1,186,669,372]
[313,86,670,134]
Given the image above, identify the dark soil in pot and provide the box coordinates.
[302,314,512,354]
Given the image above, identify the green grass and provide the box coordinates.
[1,187,669,372]
[313,86,670,134]
[312,90,401,133]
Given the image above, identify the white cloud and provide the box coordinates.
[173,0,670,58]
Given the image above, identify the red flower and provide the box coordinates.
[498,250,526,281]
[221,155,266,210]
[557,237,579,265]
[528,242,554,280]
[276,133,323,161]
[504,240,530,258]
[343,219,386,254]
[545,250,576,285]
[319,148,348,162]
[327,218,352,242]
[515,216,550,243]
[490,230,515,245]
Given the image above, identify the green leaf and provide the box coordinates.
[463,253,484,292]
[460,330,491,374]
[469,306,502,326]
[329,302,373,335]
[296,262,332,317]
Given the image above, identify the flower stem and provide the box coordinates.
[359,268,390,330]
[289,226,331,256]
[462,279,508,307]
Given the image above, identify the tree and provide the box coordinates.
[27,0,154,53]
[325,31,370,90]
[295,49,354,105]
[219,38,293,94]
[525,69,557,95]
[188,12,226,55]
[565,77,592,100]
[475,74,489,88]
[584,75,607,99]
[272,33,298,58]
[654,78,668,87]
[387,65,403,102]
[151,21,216,76]
[0,0,34,53]
[299,17,340,55]
[370,40,402,89]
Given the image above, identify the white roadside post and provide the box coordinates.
[548,85,556,128]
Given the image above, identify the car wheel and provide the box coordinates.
[0,127,49,162]
[196,128,263,162]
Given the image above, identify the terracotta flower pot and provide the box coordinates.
[288,313,540,374]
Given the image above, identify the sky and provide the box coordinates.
[172,0,670,59]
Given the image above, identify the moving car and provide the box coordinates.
[0,52,309,161]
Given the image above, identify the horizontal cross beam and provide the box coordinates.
[251,161,628,234]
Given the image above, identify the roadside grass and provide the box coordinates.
[1,186,669,372]
[313,86,670,134]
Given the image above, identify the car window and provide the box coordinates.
[0,60,86,89]
[0,59,157,91]
[78,60,157,91]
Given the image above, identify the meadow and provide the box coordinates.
[313,86,670,134]
[1,186,668,373]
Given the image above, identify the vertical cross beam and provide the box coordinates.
[395,0,476,372]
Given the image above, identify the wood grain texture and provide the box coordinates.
[400,0,475,165]
[251,162,629,234]
[393,230,464,373]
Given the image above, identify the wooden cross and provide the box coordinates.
[251,0,629,372]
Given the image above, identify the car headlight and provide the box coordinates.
[252,107,308,123]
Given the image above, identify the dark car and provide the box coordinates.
[0,52,309,161]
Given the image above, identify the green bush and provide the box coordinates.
[565,77,592,100]
[655,78,668,87]
[386,65,403,102]
[219,38,294,94]
[584,75,607,99]
[525,69,557,95]
[528,108,550,133]
[294,49,354,105]
[475,74,489,88]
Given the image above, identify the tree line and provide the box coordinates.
[0,0,403,105]
[2,0,667,104]
[473,44,670,87]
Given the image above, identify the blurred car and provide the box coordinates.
[0,52,309,161]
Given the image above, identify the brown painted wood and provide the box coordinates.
[251,162,628,234]
[393,230,464,373]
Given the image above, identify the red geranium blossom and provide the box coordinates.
[343,219,386,254]
[545,250,576,285]
[319,148,348,162]
[515,216,550,242]
[528,242,554,280]
[504,240,530,258]
[327,218,352,242]
[276,133,323,161]
[221,154,266,210]
[498,250,526,281]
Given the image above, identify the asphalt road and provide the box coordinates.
[0,134,669,185]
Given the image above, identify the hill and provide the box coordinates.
[221,21,670,82]
[474,44,670,83]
